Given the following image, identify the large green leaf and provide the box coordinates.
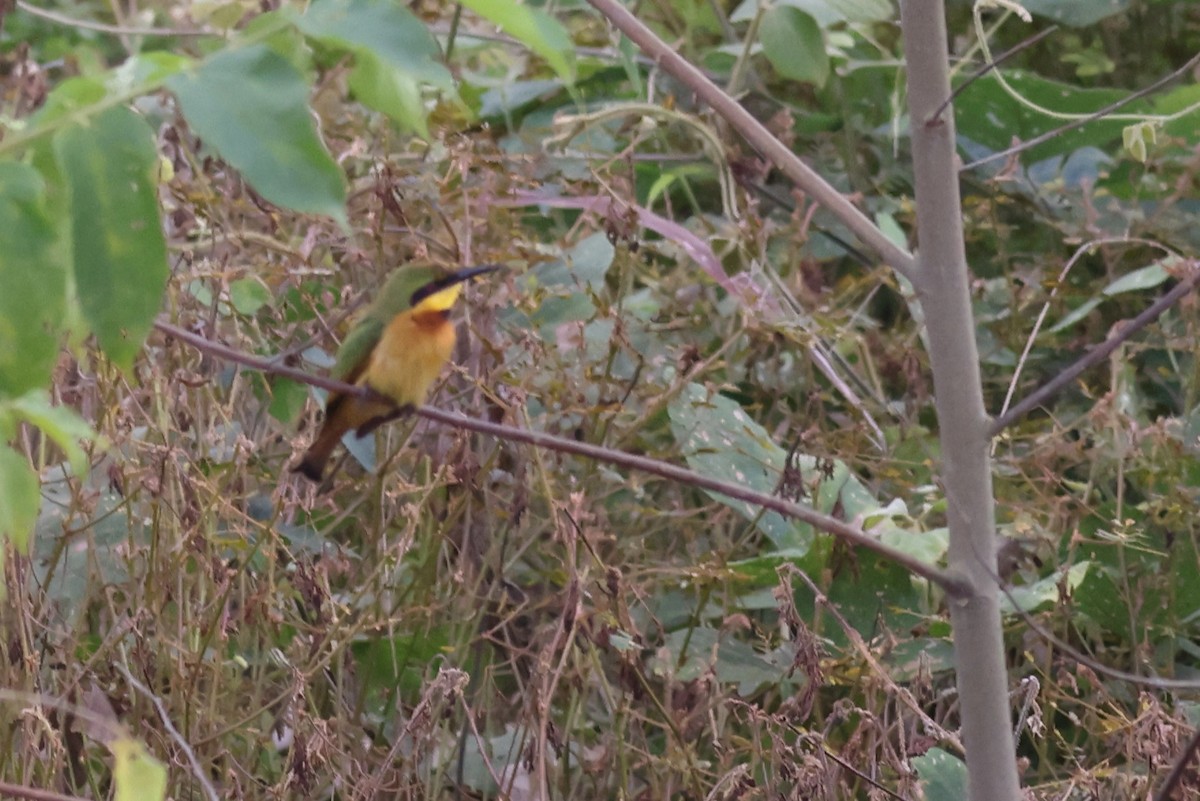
[297,0,457,136]
[458,0,576,84]
[955,72,1135,165]
[53,106,168,372]
[913,748,969,801]
[167,45,347,223]
[1021,0,1133,27]
[347,52,430,137]
[0,446,39,552]
[9,390,97,475]
[732,0,893,26]
[0,163,64,397]
[759,6,829,87]
[669,383,894,553]
[650,626,787,695]
[669,384,803,549]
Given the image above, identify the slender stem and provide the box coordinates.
[930,25,1058,122]
[116,663,220,801]
[961,51,1200,172]
[0,781,87,801]
[584,0,917,281]
[15,0,210,36]
[1153,724,1200,801]
[989,265,1200,436]
[153,320,967,596]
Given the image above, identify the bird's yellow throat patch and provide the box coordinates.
[413,281,465,314]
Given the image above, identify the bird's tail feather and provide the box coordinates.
[292,425,341,482]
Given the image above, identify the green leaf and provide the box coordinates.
[1103,262,1169,295]
[229,277,272,315]
[760,6,829,87]
[0,163,65,397]
[669,383,894,552]
[669,383,805,550]
[913,748,969,801]
[1048,296,1101,333]
[267,377,308,423]
[111,738,167,801]
[347,51,429,137]
[880,526,948,567]
[955,72,1134,164]
[504,233,615,335]
[458,0,576,84]
[53,106,168,373]
[9,391,96,475]
[1000,561,1091,614]
[732,0,893,26]
[31,76,107,127]
[651,627,784,695]
[299,0,453,88]
[1020,0,1132,27]
[110,52,192,92]
[351,628,452,700]
[0,446,39,552]
[167,45,347,224]
[1050,262,1171,333]
[297,0,458,136]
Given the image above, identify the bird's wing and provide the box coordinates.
[333,315,384,384]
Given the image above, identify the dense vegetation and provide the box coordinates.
[3,0,1200,798]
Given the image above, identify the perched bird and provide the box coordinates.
[293,262,499,481]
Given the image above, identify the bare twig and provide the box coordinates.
[1152,724,1200,801]
[0,782,87,801]
[15,0,209,37]
[980,538,1200,690]
[584,0,917,280]
[153,320,968,596]
[783,565,964,753]
[989,265,1200,436]
[996,239,1179,434]
[116,663,221,801]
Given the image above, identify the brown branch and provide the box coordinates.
[1153,723,1200,801]
[154,320,968,597]
[988,265,1200,436]
[0,782,88,801]
[15,0,208,36]
[584,0,917,281]
[116,663,220,801]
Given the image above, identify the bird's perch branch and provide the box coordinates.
[153,320,968,597]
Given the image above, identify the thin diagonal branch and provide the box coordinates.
[962,51,1200,172]
[584,0,917,280]
[154,320,968,596]
[930,25,1058,123]
[116,663,220,801]
[989,265,1200,436]
[1153,724,1200,801]
[15,0,208,36]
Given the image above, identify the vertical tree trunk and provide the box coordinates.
[900,3,1022,799]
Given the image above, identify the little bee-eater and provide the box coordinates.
[293,263,499,481]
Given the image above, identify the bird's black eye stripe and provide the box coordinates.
[409,265,500,307]
[408,275,453,306]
